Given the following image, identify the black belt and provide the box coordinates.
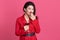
[22,32,35,36]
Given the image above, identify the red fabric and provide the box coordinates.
[15,14,40,40]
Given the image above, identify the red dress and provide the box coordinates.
[15,14,40,40]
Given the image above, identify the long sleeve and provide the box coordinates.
[15,19,21,36]
[30,16,40,33]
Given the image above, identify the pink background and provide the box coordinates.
[0,0,60,40]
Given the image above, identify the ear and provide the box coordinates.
[24,8,26,12]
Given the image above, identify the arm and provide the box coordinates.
[30,16,41,33]
[15,19,21,36]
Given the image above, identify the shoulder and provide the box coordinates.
[16,16,23,22]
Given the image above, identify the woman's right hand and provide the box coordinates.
[24,25,29,31]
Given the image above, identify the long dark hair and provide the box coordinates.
[23,1,36,15]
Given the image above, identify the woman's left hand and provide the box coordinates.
[29,13,36,20]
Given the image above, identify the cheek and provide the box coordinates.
[27,9,31,13]
[32,10,34,13]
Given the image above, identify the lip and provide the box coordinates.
[30,12,32,13]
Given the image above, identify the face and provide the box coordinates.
[24,5,34,16]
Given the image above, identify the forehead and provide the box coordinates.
[27,5,34,8]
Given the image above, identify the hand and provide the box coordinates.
[24,25,29,31]
[29,13,36,20]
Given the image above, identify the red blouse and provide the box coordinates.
[15,14,40,40]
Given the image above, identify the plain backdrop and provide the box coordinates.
[0,0,60,40]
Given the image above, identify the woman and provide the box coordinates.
[15,1,40,40]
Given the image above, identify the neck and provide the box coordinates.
[24,13,29,23]
[24,13,29,20]
[24,13,29,18]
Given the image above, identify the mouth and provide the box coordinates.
[30,12,33,13]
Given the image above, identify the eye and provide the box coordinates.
[28,8,31,10]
